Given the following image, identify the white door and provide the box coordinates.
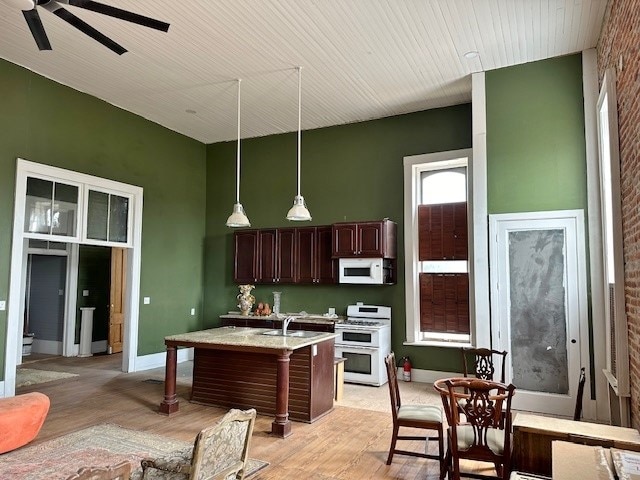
[489,210,589,417]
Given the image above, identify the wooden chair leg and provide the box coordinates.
[452,456,461,480]
[386,424,399,465]
[438,427,445,479]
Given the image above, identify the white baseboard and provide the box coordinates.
[32,339,62,355]
[134,347,194,372]
[402,368,461,384]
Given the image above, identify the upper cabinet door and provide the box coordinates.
[276,228,296,284]
[332,219,396,258]
[24,176,80,240]
[357,222,383,257]
[315,226,336,284]
[332,223,358,257]
[295,227,316,284]
[234,230,259,284]
[259,229,277,283]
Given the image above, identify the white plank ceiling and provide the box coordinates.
[0,0,607,143]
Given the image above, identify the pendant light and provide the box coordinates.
[226,79,251,227]
[286,66,312,221]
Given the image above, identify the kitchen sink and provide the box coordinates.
[260,329,322,338]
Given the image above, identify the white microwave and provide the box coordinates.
[338,258,391,284]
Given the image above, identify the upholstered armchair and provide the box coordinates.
[139,408,256,480]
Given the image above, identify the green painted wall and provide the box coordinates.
[0,58,207,378]
[486,54,587,213]
[486,54,593,393]
[204,105,472,371]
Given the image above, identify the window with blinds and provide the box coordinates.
[418,202,469,335]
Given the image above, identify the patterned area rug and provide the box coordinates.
[0,424,268,480]
[16,368,79,388]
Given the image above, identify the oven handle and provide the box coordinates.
[335,345,379,352]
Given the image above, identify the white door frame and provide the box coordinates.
[21,244,74,358]
[3,159,143,397]
[489,209,592,418]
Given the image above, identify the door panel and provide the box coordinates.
[26,255,66,343]
[490,212,587,416]
[109,248,126,354]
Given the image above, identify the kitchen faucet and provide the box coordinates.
[282,316,294,336]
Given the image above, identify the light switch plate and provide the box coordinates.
[83,290,89,297]
[190,308,196,316]
[0,301,5,311]
[143,297,151,304]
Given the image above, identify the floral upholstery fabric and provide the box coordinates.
[139,409,255,480]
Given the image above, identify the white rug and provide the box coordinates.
[16,368,79,388]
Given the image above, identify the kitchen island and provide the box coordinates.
[159,326,337,438]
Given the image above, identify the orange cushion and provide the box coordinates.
[0,392,50,454]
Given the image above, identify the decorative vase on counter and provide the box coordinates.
[237,284,256,316]
[272,291,281,315]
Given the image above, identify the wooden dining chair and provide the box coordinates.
[461,347,508,383]
[440,377,516,480]
[384,352,446,478]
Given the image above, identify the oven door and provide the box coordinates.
[335,345,384,386]
[335,327,381,348]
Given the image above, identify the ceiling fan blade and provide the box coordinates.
[52,6,127,55]
[67,0,170,32]
[22,8,52,50]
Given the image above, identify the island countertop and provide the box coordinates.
[165,326,337,351]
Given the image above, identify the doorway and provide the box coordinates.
[25,254,67,355]
[4,159,143,398]
[489,210,590,418]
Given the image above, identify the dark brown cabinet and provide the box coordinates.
[233,227,336,285]
[332,219,397,258]
[295,226,335,284]
[233,230,259,283]
[259,228,295,284]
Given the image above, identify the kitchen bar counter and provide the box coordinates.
[160,327,337,438]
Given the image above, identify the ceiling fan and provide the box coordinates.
[11,0,170,55]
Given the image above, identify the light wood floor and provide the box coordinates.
[15,353,497,479]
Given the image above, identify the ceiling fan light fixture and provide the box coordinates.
[287,66,312,222]
[227,78,250,228]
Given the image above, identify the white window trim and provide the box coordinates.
[403,148,475,347]
[83,185,135,247]
[597,69,630,400]
[23,172,84,243]
[402,72,490,349]
[4,158,143,397]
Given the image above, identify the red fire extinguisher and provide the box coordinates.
[402,356,412,382]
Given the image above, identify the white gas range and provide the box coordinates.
[334,304,391,386]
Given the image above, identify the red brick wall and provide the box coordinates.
[597,0,640,427]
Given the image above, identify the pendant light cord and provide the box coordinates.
[296,66,302,197]
[236,78,242,204]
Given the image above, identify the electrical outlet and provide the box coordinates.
[190,308,196,316]
[83,290,89,297]
[143,297,151,304]
[0,301,5,311]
